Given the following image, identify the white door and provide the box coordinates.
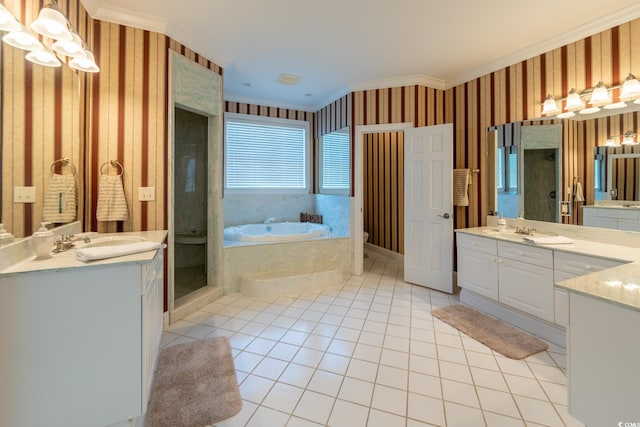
[403,124,453,292]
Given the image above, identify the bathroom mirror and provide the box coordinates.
[489,122,562,222]
[1,42,81,238]
[594,146,640,201]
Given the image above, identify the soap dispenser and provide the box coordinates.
[0,223,14,246]
[496,213,507,231]
[32,222,55,259]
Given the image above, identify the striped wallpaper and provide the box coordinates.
[1,0,223,237]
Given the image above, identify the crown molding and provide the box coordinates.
[79,0,231,68]
[224,93,316,113]
[348,74,447,92]
[445,3,640,89]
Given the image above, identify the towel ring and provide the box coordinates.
[50,157,77,176]
[100,160,124,176]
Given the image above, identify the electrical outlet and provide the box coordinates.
[138,187,155,201]
[14,186,36,203]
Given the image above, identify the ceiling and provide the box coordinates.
[81,0,640,111]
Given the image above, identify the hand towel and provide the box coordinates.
[523,235,574,245]
[96,175,129,221]
[574,181,585,202]
[76,241,161,262]
[453,169,471,206]
[43,173,77,223]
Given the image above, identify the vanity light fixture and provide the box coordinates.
[620,73,640,101]
[0,4,21,32]
[604,138,620,147]
[30,2,72,41]
[589,81,612,107]
[541,94,560,115]
[0,2,99,72]
[69,49,100,73]
[621,131,637,145]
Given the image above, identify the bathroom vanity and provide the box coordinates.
[582,204,640,231]
[456,222,640,426]
[0,230,167,427]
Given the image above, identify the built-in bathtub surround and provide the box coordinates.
[315,194,350,237]
[223,237,351,295]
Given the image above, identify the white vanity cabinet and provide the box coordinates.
[497,241,554,322]
[457,234,498,299]
[582,206,640,231]
[0,247,164,427]
[553,251,625,326]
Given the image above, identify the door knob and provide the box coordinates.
[438,213,450,219]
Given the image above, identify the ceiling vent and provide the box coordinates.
[276,73,302,86]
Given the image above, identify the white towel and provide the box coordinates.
[453,169,471,206]
[96,175,129,221]
[43,174,77,223]
[574,181,584,202]
[523,235,574,245]
[76,241,161,262]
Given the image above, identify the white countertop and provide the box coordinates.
[456,226,640,311]
[0,230,167,276]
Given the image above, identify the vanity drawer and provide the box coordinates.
[498,240,552,268]
[554,251,624,277]
[457,233,497,255]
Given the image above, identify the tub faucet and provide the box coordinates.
[264,217,275,224]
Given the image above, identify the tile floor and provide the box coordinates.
[160,252,585,427]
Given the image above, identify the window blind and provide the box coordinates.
[321,131,350,190]
[225,119,307,190]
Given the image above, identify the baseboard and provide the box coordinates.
[364,242,404,263]
[170,286,224,324]
[460,289,567,348]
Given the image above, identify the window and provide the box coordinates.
[320,128,350,194]
[224,113,310,193]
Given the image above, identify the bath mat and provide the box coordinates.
[432,304,548,359]
[145,337,242,427]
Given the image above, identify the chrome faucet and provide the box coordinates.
[264,217,275,224]
[52,234,91,253]
[514,226,536,236]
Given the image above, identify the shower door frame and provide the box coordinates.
[167,51,224,322]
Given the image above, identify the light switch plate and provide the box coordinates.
[138,187,155,201]
[14,186,36,203]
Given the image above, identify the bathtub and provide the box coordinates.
[224,221,330,242]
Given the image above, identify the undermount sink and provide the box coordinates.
[80,236,146,249]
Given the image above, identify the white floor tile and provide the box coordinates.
[367,409,406,427]
[262,382,304,413]
[293,390,335,425]
[307,369,343,396]
[328,399,369,427]
[338,377,374,406]
[163,259,572,427]
[279,363,315,388]
[444,401,486,427]
[239,374,275,404]
[252,356,288,380]
[441,379,480,408]
[346,358,379,382]
[408,371,442,399]
[476,386,521,418]
[246,405,289,427]
[371,384,407,416]
[514,395,564,426]
[375,364,408,389]
[408,392,446,426]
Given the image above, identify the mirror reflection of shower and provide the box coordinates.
[174,107,208,300]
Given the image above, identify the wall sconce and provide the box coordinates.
[605,130,637,147]
[0,1,99,72]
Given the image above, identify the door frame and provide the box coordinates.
[354,122,414,275]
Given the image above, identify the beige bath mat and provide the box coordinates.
[145,337,242,427]
[432,304,548,359]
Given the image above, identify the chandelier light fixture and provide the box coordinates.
[0,1,99,72]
